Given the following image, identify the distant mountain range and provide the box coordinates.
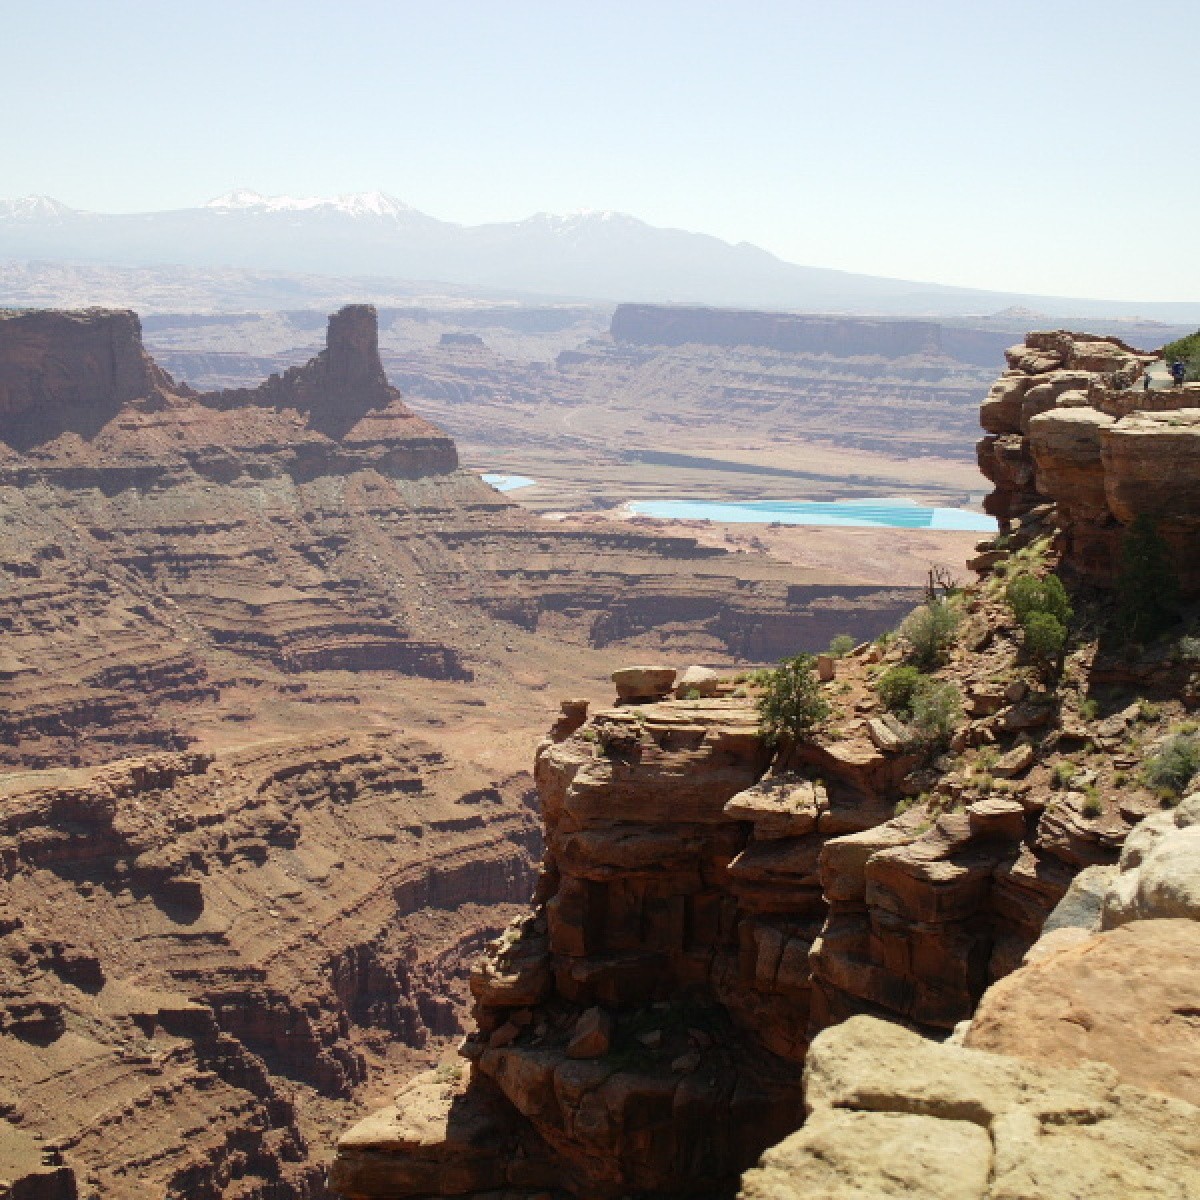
[2,190,1199,322]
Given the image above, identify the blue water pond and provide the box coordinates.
[482,473,536,492]
[628,497,996,532]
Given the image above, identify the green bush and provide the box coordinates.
[756,654,831,747]
[1004,571,1072,678]
[898,599,960,670]
[1023,611,1068,677]
[1161,329,1200,381]
[1117,515,1180,639]
[876,665,924,715]
[1005,572,1073,627]
[1143,730,1200,797]
[827,634,856,658]
[907,678,963,748]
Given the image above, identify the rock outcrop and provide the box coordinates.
[0,307,169,449]
[977,328,1200,590]
[738,1013,1200,1200]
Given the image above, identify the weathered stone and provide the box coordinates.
[992,743,1034,777]
[967,919,1200,1109]
[741,1014,1200,1200]
[565,1006,612,1059]
[612,665,677,703]
[675,665,720,698]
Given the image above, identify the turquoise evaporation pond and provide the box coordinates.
[628,497,997,532]
[481,473,536,492]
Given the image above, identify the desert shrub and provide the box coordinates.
[756,654,830,746]
[681,687,702,700]
[1023,611,1068,678]
[1051,761,1077,789]
[1143,730,1200,797]
[1005,573,1073,627]
[1117,515,1180,639]
[907,678,963,748]
[1081,787,1103,817]
[1078,696,1100,721]
[1137,699,1162,723]
[899,599,960,670]
[827,634,856,658]
[1005,571,1072,679]
[876,665,924,715]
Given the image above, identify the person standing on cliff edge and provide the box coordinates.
[1171,359,1187,387]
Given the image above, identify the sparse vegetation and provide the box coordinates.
[1005,571,1072,679]
[1078,697,1100,722]
[1005,572,1072,627]
[1143,728,1200,798]
[1022,611,1069,678]
[1051,761,1077,789]
[906,678,963,748]
[1175,636,1200,665]
[756,654,830,747]
[1137,699,1162,723]
[434,1061,464,1084]
[1117,515,1180,640]
[681,687,702,700]
[898,598,961,670]
[1081,788,1103,817]
[826,634,856,658]
[876,665,924,715]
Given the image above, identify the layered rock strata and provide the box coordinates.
[0,304,914,770]
[742,801,1200,1198]
[977,328,1200,589]
[333,644,1123,1196]
[0,733,541,1199]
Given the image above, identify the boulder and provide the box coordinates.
[565,1006,613,1059]
[675,665,720,698]
[967,918,1200,1109]
[1101,795,1200,927]
[739,1014,1200,1200]
[612,665,677,703]
[725,775,827,839]
[815,655,835,683]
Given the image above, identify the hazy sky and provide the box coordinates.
[6,0,1197,301]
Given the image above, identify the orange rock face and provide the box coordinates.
[977,328,1200,591]
[966,917,1200,1108]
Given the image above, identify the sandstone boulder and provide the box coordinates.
[675,665,720,698]
[966,918,1200,1108]
[739,1014,1200,1200]
[1101,795,1200,927]
[724,774,827,839]
[565,1006,612,1058]
[612,665,676,703]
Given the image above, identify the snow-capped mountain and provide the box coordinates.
[0,195,76,221]
[1,192,1197,320]
[204,189,419,219]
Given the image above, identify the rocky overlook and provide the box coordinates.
[333,330,1200,1199]
[979,329,1200,589]
[0,304,927,1198]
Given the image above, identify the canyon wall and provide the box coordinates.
[610,303,1016,366]
[978,328,1200,590]
[332,326,1200,1199]
[0,733,542,1199]
[0,303,926,1196]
